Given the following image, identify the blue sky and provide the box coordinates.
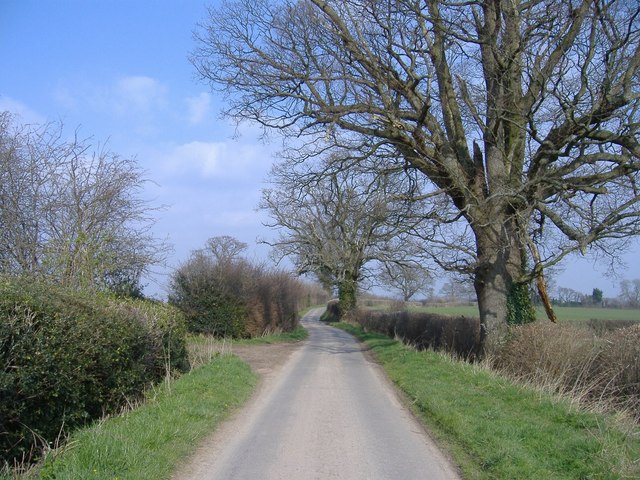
[1,0,638,300]
[1,0,281,297]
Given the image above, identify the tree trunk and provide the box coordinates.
[473,222,525,356]
[337,275,358,320]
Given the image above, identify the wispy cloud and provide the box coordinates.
[0,96,46,124]
[54,74,168,117]
[114,76,168,114]
[185,92,212,125]
[162,141,224,177]
[158,139,269,180]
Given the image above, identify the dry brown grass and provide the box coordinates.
[352,305,640,420]
[494,322,640,419]
[186,336,233,370]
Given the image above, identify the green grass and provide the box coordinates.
[187,324,308,346]
[541,306,640,322]
[26,355,256,480]
[408,304,640,323]
[10,323,311,480]
[335,323,640,479]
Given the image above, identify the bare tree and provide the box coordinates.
[0,111,168,292]
[619,279,640,307]
[205,235,248,264]
[440,275,476,303]
[261,153,422,316]
[1,111,62,274]
[193,0,640,352]
[378,247,434,302]
[557,287,586,305]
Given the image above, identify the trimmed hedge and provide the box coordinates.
[0,279,189,466]
[354,309,480,359]
[319,299,341,323]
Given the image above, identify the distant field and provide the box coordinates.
[407,304,640,323]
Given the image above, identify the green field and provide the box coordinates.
[408,304,640,323]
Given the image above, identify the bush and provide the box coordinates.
[320,300,341,323]
[169,253,249,337]
[112,298,191,376]
[245,270,301,335]
[494,322,600,392]
[354,309,480,359]
[585,318,639,335]
[600,325,640,411]
[169,249,306,338]
[0,279,189,467]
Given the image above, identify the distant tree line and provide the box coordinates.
[545,280,640,308]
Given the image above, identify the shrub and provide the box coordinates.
[299,281,331,310]
[320,300,341,323]
[112,298,191,376]
[169,247,307,338]
[243,269,301,336]
[0,279,189,467]
[354,309,480,359]
[596,324,640,414]
[169,253,249,337]
[585,318,639,335]
[494,322,600,393]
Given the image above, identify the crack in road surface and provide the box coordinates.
[174,308,460,480]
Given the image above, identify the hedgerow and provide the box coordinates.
[352,303,640,419]
[353,308,480,359]
[169,250,310,338]
[0,278,189,467]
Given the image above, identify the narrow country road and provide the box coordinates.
[176,308,460,480]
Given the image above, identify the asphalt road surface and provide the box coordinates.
[179,307,459,480]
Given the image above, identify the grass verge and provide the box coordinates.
[239,324,309,344]
[335,323,640,479]
[186,325,308,370]
[2,317,310,479]
[26,355,255,480]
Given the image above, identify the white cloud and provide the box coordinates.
[161,141,224,177]
[158,139,268,180]
[114,75,168,114]
[185,92,212,125]
[0,96,46,124]
[54,74,168,116]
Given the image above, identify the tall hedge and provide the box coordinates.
[169,253,304,338]
[0,279,189,466]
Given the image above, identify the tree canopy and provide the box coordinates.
[261,153,424,314]
[193,0,640,352]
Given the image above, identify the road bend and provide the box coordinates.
[184,307,459,480]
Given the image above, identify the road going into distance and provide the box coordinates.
[177,308,459,479]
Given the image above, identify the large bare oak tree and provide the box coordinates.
[192,0,640,352]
